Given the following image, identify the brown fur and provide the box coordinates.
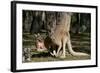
[47,12,89,58]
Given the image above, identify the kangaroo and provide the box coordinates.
[47,12,89,58]
[34,33,47,52]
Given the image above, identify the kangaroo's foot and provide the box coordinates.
[50,50,57,56]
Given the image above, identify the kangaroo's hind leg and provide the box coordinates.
[56,41,62,57]
[60,36,67,58]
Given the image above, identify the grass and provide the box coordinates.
[24,51,90,63]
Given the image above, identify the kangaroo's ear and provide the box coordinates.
[37,33,40,36]
[34,34,37,37]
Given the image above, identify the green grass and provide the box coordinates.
[25,52,90,62]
